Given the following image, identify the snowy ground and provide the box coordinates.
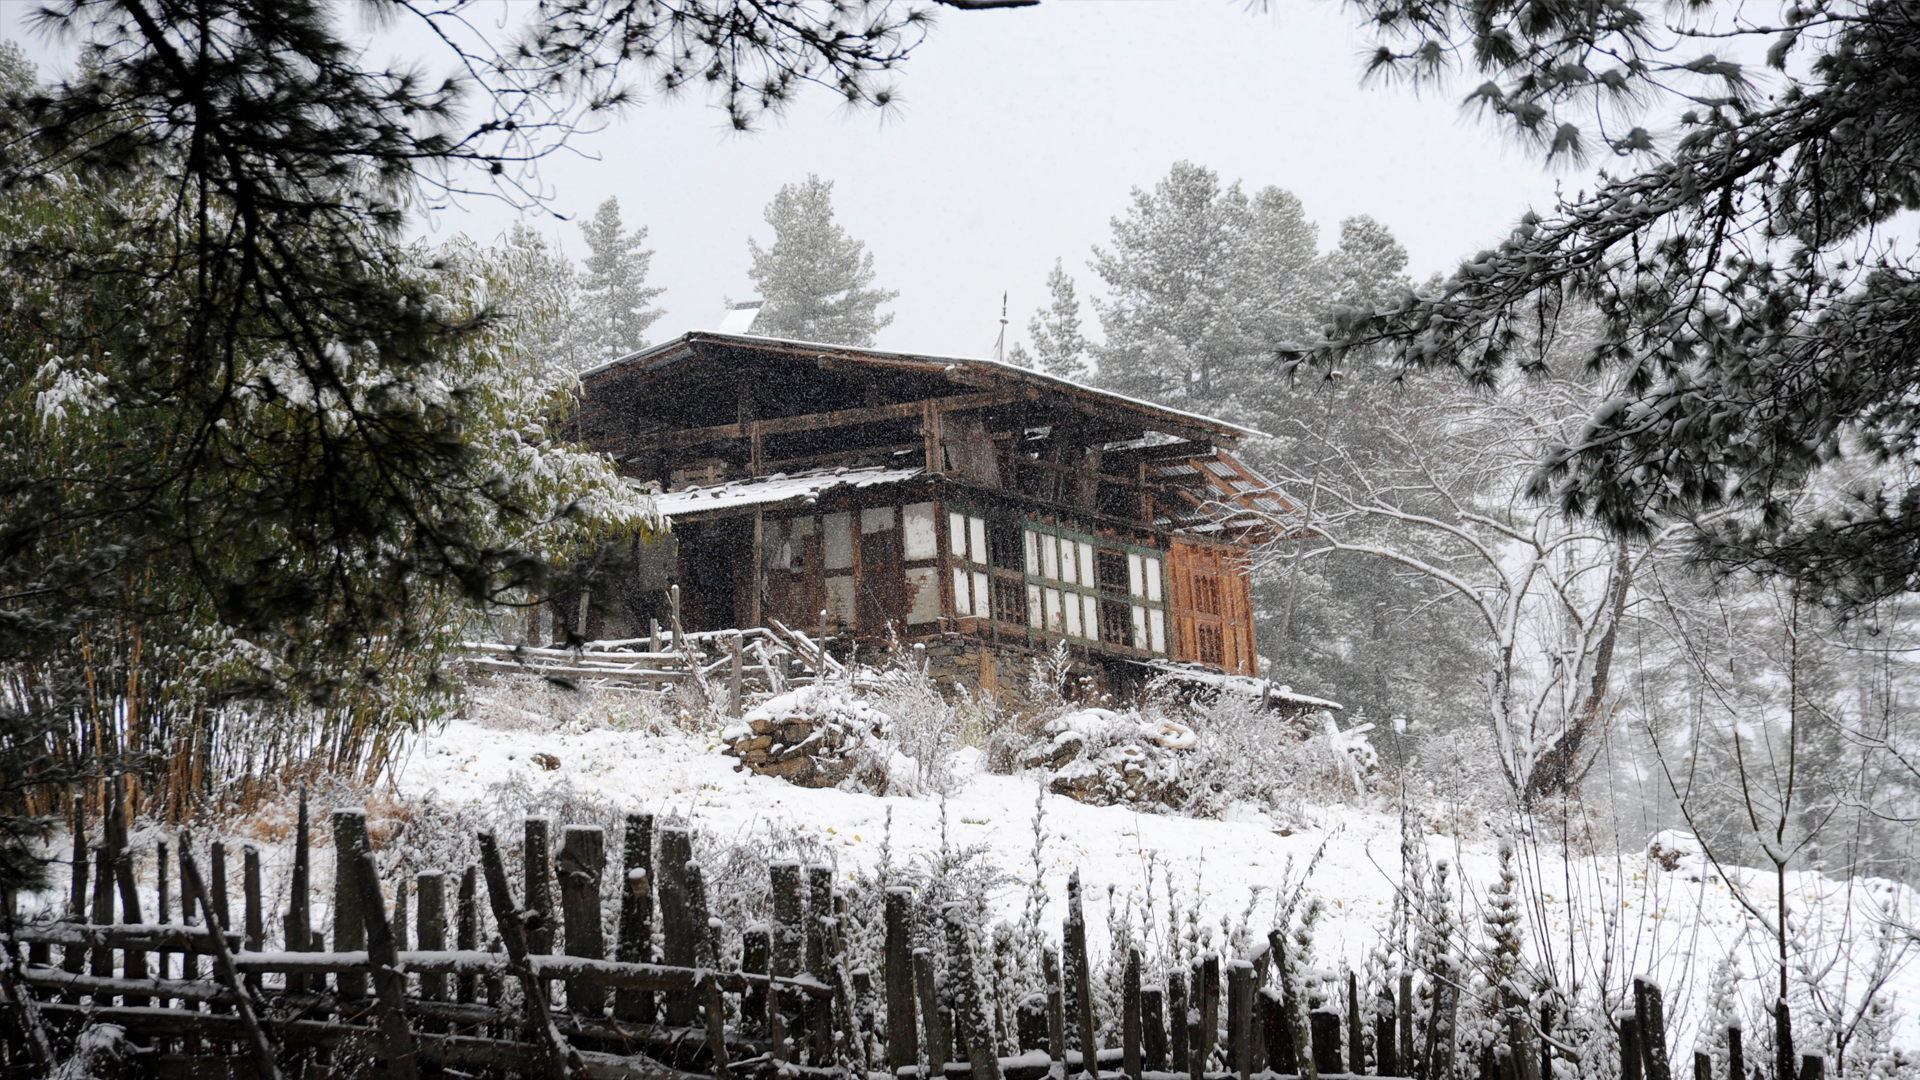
[392,715,1920,1057]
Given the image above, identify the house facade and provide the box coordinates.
[565,332,1285,687]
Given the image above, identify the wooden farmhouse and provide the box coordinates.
[565,332,1287,691]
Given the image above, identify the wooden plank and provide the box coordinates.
[625,389,1029,453]
[457,865,479,1005]
[1168,968,1191,1079]
[1141,985,1168,1072]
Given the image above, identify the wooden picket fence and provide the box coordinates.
[0,797,1767,1080]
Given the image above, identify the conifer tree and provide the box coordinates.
[577,197,665,364]
[501,223,583,374]
[747,175,897,346]
[1027,258,1089,379]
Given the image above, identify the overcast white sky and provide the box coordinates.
[9,2,1592,358]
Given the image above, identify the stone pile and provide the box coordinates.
[722,684,895,788]
[1020,707,1199,808]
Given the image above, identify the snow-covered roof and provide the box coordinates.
[1141,661,1343,711]
[580,330,1270,441]
[649,465,925,518]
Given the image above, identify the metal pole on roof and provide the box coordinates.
[994,291,1008,363]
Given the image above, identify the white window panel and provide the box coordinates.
[1149,608,1166,653]
[1042,534,1059,580]
[823,512,853,570]
[1057,538,1074,584]
[1078,542,1096,588]
[1145,556,1163,602]
[1044,588,1064,633]
[1024,530,1039,574]
[969,516,988,566]
[1128,552,1145,597]
[1083,594,1100,640]
[952,567,972,617]
[974,572,990,618]
[861,506,895,534]
[949,511,968,560]
[906,567,940,624]
[1132,605,1148,650]
[826,576,856,627]
[903,502,938,560]
[1027,584,1043,627]
[1064,591,1082,637]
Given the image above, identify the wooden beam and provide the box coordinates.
[622,388,1030,455]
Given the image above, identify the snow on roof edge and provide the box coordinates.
[578,331,1271,442]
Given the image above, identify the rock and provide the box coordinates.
[721,684,897,789]
[531,752,561,771]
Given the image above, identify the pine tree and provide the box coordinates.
[1318,215,1411,312]
[501,223,583,374]
[747,175,897,346]
[577,197,665,364]
[1090,162,1342,410]
[1027,258,1089,379]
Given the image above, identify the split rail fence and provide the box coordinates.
[0,798,1803,1080]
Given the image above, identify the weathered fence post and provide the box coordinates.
[687,858,719,969]
[1798,1056,1824,1080]
[524,816,555,955]
[1229,959,1253,1080]
[1636,979,1674,1080]
[1312,1009,1345,1073]
[885,886,919,1072]
[1696,1051,1713,1080]
[355,848,420,1080]
[89,843,112,982]
[1142,982,1169,1071]
[615,812,655,1023]
[1377,982,1399,1076]
[1261,986,1294,1075]
[417,871,447,1004]
[1621,1014,1644,1080]
[807,864,836,1062]
[284,790,310,994]
[729,631,745,717]
[1168,967,1191,1079]
[1729,1026,1745,1080]
[914,947,951,1080]
[771,860,804,1045]
[1125,946,1146,1080]
[1045,945,1068,1067]
[331,809,370,1001]
[743,927,771,1037]
[557,825,607,1016]
[1066,870,1098,1080]
[457,865,479,1005]
[242,846,263,994]
[659,826,697,1025]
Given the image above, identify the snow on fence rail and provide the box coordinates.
[0,796,1770,1080]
